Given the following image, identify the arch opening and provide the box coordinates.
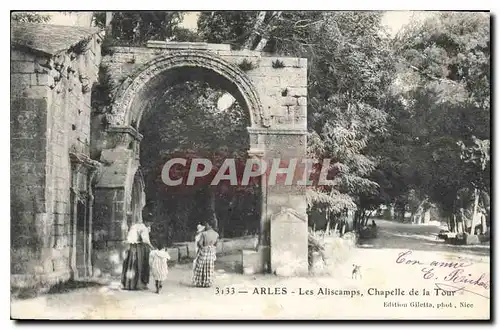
[129,66,255,129]
[109,51,270,128]
[123,63,263,247]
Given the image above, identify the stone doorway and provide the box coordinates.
[69,153,99,279]
[74,200,90,277]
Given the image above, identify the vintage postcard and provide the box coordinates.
[10,10,491,320]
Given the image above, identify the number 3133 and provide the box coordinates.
[215,287,236,294]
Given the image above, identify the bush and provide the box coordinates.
[308,230,357,275]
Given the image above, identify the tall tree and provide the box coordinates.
[379,12,490,230]
[197,11,398,230]
[93,11,184,45]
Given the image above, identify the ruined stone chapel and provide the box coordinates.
[11,22,309,288]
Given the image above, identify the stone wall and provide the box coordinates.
[11,50,49,281]
[172,235,259,260]
[10,32,102,288]
[97,43,307,131]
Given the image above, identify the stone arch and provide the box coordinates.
[106,50,271,128]
[92,46,309,278]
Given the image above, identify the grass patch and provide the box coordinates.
[272,59,285,69]
[238,59,256,71]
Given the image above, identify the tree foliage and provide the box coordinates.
[93,11,184,46]
[197,11,398,230]
[11,12,51,23]
[93,11,490,237]
[198,12,260,49]
[376,12,490,227]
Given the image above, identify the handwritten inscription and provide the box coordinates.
[396,250,472,268]
[396,250,423,265]
[395,250,490,298]
[434,283,490,299]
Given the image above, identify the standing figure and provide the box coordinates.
[192,221,219,288]
[121,221,155,290]
[193,224,205,269]
[149,247,171,294]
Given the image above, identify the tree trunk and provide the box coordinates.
[325,211,331,234]
[457,211,464,233]
[242,11,267,50]
[423,208,431,223]
[481,213,487,234]
[253,11,282,51]
[389,205,395,220]
[165,13,172,40]
[470,188,479,235]
[354,210,361,230]
[395,202,406,222]
[105,12,113,36]
[253,36,269,52]
[208,186,218,231]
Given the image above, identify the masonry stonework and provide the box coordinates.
[11,23,103,288]
[92,41,308,276]
[11,24,309,289]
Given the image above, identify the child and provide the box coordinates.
[149,247,171,294]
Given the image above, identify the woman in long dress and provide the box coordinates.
[122,221,155,290]
[193,224,205,269]
[192,221,219,287]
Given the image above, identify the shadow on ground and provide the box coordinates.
[12,280,105,300]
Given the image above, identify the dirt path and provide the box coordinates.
[11,220,490,320]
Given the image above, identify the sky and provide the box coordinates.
[381,11,436,36]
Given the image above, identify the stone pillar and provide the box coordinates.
[69,162,82,278]
[68,153,100,279]
[248,127,308,276]
[87,168,99,277]
[92,126,143,277]
[247,147,270,273]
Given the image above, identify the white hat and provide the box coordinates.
[197,224,205,233]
